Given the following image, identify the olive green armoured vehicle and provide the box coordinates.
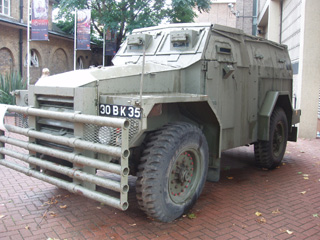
[0,23,300,222]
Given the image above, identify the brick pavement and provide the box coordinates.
[0,138,319,240]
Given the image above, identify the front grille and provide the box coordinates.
[37,95,74,110]
[37,95,75,135]
[14,95,140,148]
[83,118,140,146]
[14,113,29,129]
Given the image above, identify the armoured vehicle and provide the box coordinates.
[0,23,300,222]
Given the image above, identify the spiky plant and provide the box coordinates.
[0,71,26,105]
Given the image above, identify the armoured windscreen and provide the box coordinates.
[113,23,211,67]
[116,25,210,56]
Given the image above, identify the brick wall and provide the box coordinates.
[10,0,20,20]
[194,3,236,28]
[236,0,253,35]
[0,24,20,70]
[0,47,14,74]
[0,24,102,84]
[194,1,253,36]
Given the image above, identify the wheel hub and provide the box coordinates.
[179,167,192,183]
[169,151,198,203]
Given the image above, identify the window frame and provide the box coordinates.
[24,49,40,68]
[0,0,10,16]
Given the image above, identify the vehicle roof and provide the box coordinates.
[132,23,213,33]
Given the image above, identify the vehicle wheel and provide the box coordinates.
[254,107,288,169]
[136,122,209,222]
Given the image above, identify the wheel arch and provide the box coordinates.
[258,91,293,141]
[146,101,222,169]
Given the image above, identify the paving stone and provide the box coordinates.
[0,138,319,239]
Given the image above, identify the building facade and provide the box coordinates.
[0,0,102,84]
[194,0,255,35]
[194,0,237,28]
[236,0,255,35]
[257,0,320,138]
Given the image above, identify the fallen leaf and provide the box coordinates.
[298,172,302,174]
[282,163,286,166]
[286,151,291,154]
[0,215,5,219]
[48,211,56,217]
[302,174,309,177]
[304,177,309,180]
[272,209,280,214]
[255,211,262,216]
[256,217,266,224]
[286,230,293,235]
[276,166,281,169]
[313,214,319,218]
[25,225,30,230]
[300,191,307,195]
[44,199,58,205]
[97,207,101,209]
[187,213,196,219]
[59,205,67,209]
[182,215,187,218]
[300,150,305,153]
[227,176,234,180]
[129,223,136,226]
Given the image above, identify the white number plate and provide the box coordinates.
[99,104,141,119]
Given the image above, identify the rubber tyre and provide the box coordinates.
[136,122,209,222]
[254,107,288,169]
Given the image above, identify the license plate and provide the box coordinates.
[99,104,141,119]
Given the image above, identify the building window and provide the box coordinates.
[24,50,40,67]
[77,57,84,69]
[0,0,10,16]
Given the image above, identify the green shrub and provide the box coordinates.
[0,71,26,105]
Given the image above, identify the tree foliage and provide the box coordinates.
[54,0,211,49]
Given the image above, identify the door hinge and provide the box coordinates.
[202,61,208,71]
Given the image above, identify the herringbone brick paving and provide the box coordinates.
[0,139,319,239]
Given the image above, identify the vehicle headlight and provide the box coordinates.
[98,126,112,145]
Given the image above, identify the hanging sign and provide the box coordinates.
[105,28,117,56]
[31,0,49,41]
[77,9,91,50]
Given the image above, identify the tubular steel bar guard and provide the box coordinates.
[0,105,130,211]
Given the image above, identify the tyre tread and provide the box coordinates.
[136,122,207,222]
[254,107,288,169]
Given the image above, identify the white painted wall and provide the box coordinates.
[257,0,320,138]
[298,0,320,138]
